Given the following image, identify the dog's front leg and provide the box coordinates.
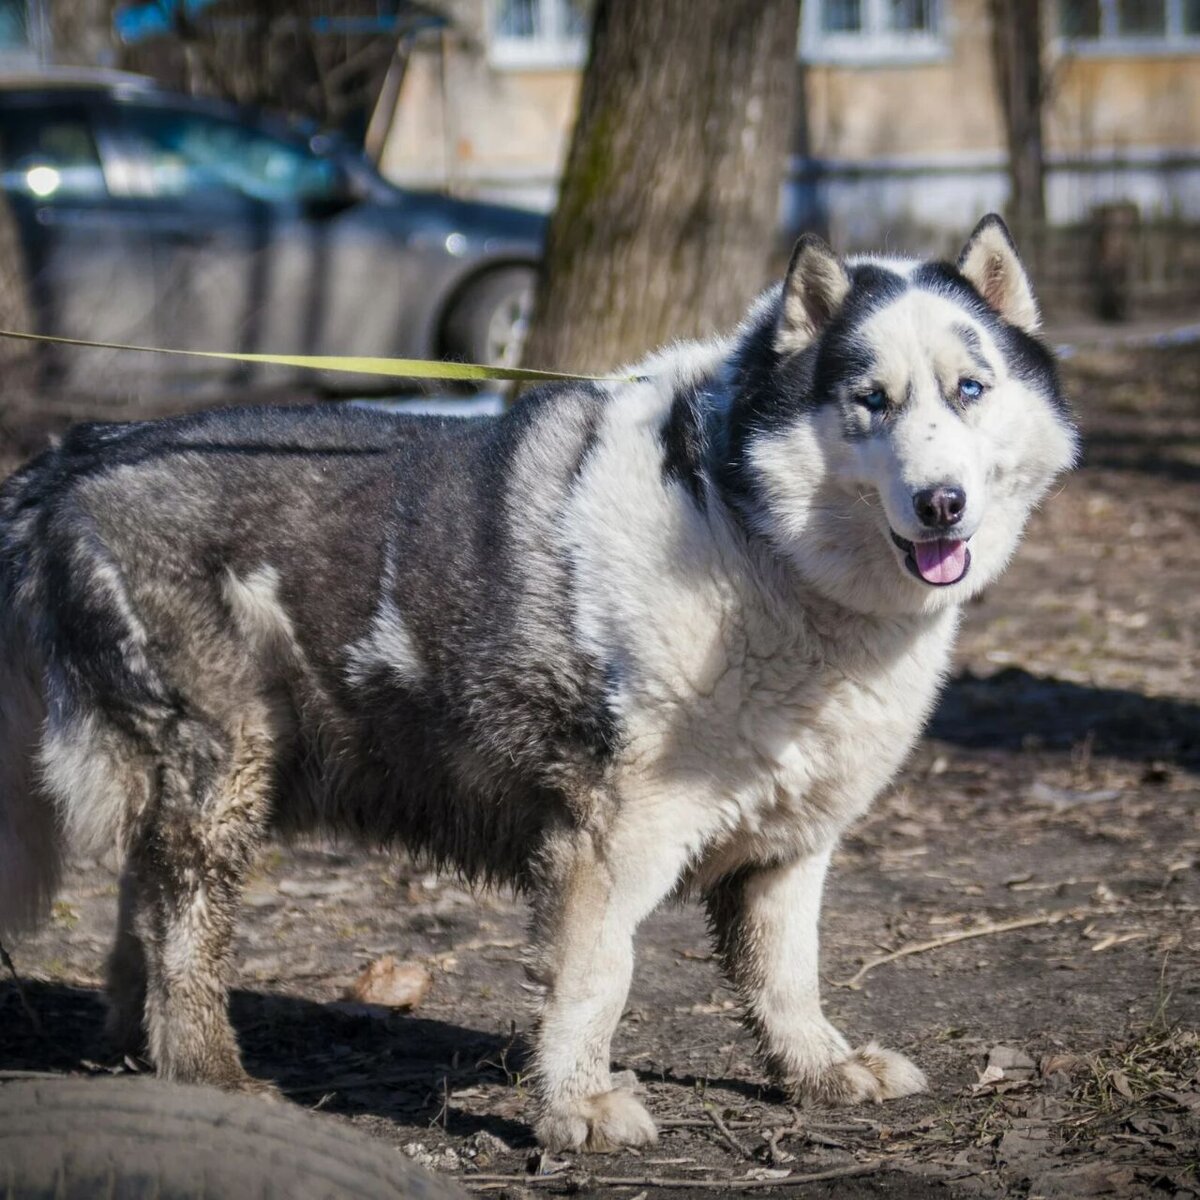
[529,818,692,1151]
[705,847,926,1105]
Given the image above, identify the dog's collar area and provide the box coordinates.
[889,530,972,587]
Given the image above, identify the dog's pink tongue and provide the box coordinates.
[914,539,968,584]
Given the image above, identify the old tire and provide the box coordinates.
[440,266,535,368]
[0,1075,466,1200]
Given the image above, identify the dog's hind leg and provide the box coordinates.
[705,848,926,1105]
[528,814,696,1151]
[131,709,276,1095]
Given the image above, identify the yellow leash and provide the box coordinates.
[0,328,630,385]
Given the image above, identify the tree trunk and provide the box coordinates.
[49,0,116,67]
[991,0,1046,225]
[520,0,801,375]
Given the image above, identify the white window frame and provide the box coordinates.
[800,0,948,66]
[1055,0,1200,55]
[488,0,587,70]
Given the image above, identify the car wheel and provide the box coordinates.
[0,1075,467,1199]
[441,266,536,369]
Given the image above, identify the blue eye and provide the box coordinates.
[959,378,985,401]
[859,388,887,413]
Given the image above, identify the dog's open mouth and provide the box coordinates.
[890,532,971,586]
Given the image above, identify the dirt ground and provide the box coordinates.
[0,341,1197,1199]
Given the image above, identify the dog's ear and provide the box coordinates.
[777,234,851,355]
[957,214,1040,333]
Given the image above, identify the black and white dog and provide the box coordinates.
[0,216,1077,1150]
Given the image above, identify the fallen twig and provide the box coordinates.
[705,1106,754,1159]
[763,1128,792,1166]
[795,1128,848,1150]
[463,1161,884,1191]
[657,1116,876,1132]
[430,1073,451,1130]
[832,910,1082,989]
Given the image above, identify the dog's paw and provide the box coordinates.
[536,1088,658,1152]
[161,1063,282,1101]
[793,1041,927,1106]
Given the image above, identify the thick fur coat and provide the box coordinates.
[0,216,1077,1149]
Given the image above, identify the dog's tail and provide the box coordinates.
[0,460,61,939]
[0,438,184,939]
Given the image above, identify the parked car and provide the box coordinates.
[0,69,544,392]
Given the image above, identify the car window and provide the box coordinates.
[118,108,341,204]
[0,108,108,200]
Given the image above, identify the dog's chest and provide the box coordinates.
[564,399,959,860]
[614,596,958,864]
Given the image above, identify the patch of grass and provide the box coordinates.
[932,1025,969,1043]
[967,1094,1010,1147]
[1064,959,1197,1131]
[1070,1026,1199,1118]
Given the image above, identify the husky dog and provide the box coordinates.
[0,215,1076,1150]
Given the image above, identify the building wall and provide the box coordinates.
[380,0,1200,249]
[798,0,1200,250]
[380,0,579,210]
[1049,53,1200,156]
[803,0,1002,161]
[1042,48,1200,228]
[795,0,1004,250]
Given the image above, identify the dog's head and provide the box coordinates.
[725,215,1078,616]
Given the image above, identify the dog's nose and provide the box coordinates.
[913,485,966,529]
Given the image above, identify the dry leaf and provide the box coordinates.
[345,955,433,1010]
[1040,1053,1083,1078]
[974,1045,1038,1093]
[974,1063,1006,1090]
[987,1045,1037,1077]
[1110,1069,1135,1099]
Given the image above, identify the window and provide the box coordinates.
[0,110,107,200]
[1058,0,1200,47]
[802,0,946,64]
[489,0,591,68]
[115,109,342,204]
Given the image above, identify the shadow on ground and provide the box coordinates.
[931,666,1200,769]
[0,979,529,1146]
